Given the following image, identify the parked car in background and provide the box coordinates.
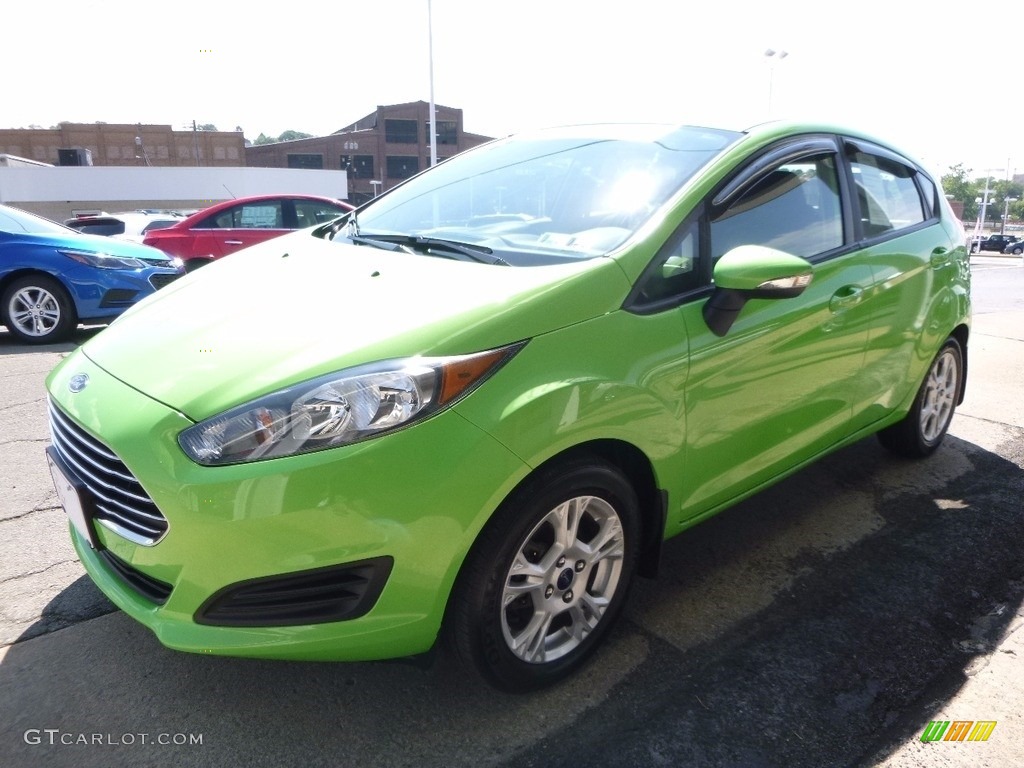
[142,194,353,270]
[969,233,1018,253]
[64,211,184,243]
[1003,240,1023,255]
[45,121,970,691]
[1,204,183,343]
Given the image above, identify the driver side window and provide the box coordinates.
[710,154,843,262]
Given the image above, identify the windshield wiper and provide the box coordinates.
[349,233,510,266]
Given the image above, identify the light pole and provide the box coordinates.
[972,176,997,248]
[1001,197,1018,235]
[764,48,788,117]
[427,0,438,168]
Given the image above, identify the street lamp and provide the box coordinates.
[972,172,1000,245]
[1001,197,1018,235]
[427,0,438,168]
[369,179,382,198]
[764,48,789,116]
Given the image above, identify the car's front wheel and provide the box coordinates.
[447,457,640,692]
[878,337,963,458]
[1,275,76,344]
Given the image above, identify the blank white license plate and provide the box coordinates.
[46,450,96,549]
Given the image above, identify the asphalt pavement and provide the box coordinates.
[1,255,1022,768]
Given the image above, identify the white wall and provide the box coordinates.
[0,166,349,219]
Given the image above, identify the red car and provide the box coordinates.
[143,194,353,270]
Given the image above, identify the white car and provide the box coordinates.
[64,211,184,244]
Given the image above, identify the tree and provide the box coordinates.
[197,123,218,132]
[277,130,313,142]
[251,130,314,145]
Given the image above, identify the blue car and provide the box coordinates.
[1,204,184,344]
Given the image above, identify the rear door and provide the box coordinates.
[841,139,962,425]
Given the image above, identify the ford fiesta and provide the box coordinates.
[45,121,970,692]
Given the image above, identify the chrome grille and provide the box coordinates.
[48,400,168,546]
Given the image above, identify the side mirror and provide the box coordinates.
[661,254,692,280]
[703,245,813,336]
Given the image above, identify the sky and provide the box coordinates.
[6,0,1022,181]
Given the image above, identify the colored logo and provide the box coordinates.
[921,720,997,742]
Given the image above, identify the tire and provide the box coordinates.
[877,337,963,458]
[447,457,640,692]
[1011,246,1023,255]
[1,275,76,344]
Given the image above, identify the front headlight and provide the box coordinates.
[60,249,147,270]
[179,342,525,466]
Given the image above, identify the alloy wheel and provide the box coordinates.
[500,495,625,664]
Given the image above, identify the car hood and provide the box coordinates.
[80,232,631,421]
[2,230,175,264]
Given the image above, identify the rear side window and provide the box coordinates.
[849,151,925,237]
[70,219,126,236]
[205,203,284,229]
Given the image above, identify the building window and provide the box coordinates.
[385,119,418,144]
[287,153,324,169]
[386,155,419,179]
[341,154,375,178]
[428,120,458,145]
[353,155,374,178]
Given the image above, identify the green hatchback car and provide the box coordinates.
[45,121,970,692]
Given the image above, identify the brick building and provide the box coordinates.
[0,123,246,168]
[245,101,493,205]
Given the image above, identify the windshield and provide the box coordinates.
[335,125,742,266]
[0,206,75,236]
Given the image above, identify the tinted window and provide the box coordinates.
[205,202,284,229]
[711,154,843,261]
[352,155,375,178]
[634,220,700,304]
[849,151,924,236]
[287,154,324,170]
[294,200,346,228]
[385,119,418,144]
[387,156,420,179]
[70,220,126,236]
[141,219,179,233]
[917,173,938,220]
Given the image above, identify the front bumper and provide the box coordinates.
[48,350,528,661]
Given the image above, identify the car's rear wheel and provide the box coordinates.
[447,457,639,692]
[1,275,76,344]
[878,337,963,458]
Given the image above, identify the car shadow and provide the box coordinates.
[1,433,1021,768]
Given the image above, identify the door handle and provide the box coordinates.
[829,285,863,312]
[225,240,244,246]
[930,247,950,267]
